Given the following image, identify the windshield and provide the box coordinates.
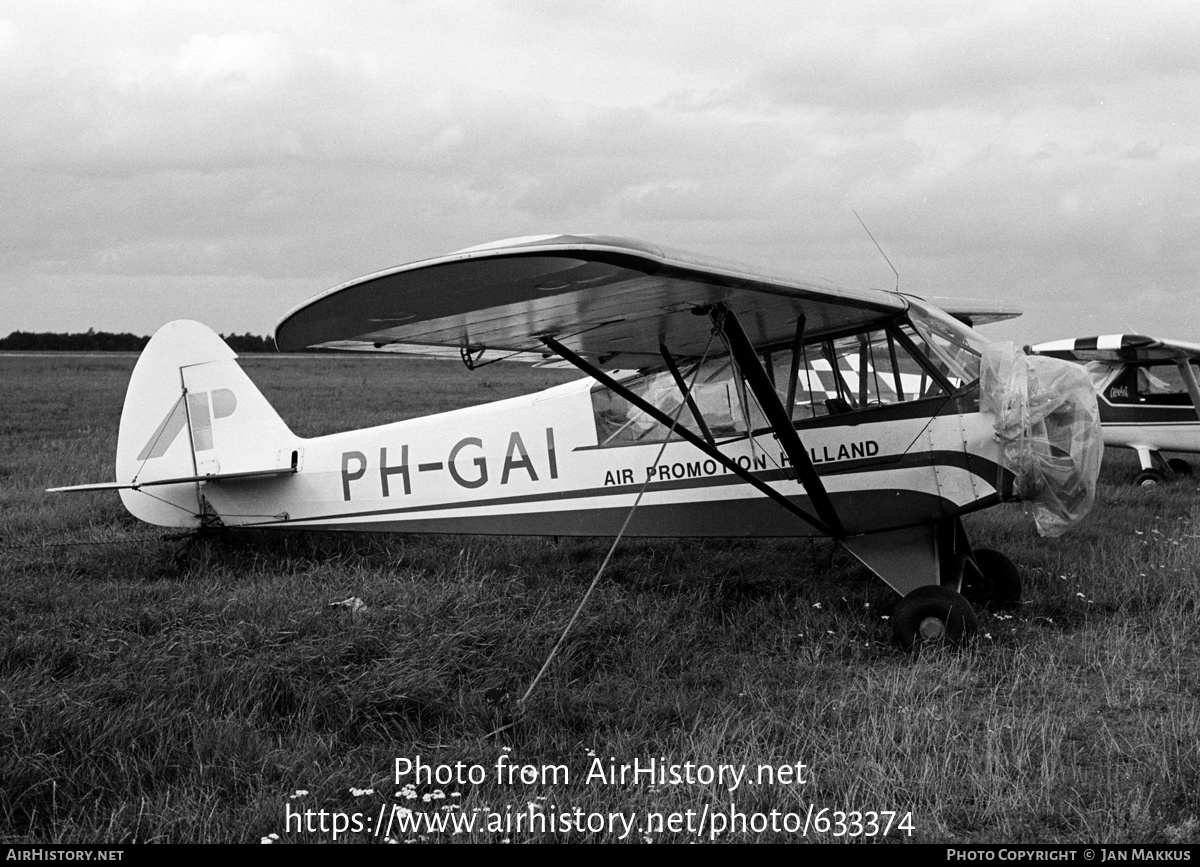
[904,298,990,388]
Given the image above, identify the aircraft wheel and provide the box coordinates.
[1133,469,1166,487]
[959,559,994,608]
[965,549,1022,609]
[1168,458,1193,477]
[892,585,978,652]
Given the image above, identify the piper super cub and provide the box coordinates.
[51,235,1104,650]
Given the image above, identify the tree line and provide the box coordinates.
[0,329,276,353]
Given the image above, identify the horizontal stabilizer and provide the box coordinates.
[47,466,297,494]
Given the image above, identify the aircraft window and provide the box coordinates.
[771,327,947,419]
[770,345,834,420]
[1138,365,1184,395]
[1087,361,1125,396]
[1134,363,1197,404]
[591,358,766,445]
[904,300,986,389]
[590,315,967,446]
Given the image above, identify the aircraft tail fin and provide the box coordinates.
[106,320,297,527]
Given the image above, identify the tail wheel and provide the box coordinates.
[1133,469,1166,487]
[1168,458,1193,477]
[892,585,978,652]
[962,548,1022,610]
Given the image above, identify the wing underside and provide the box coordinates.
[275,235,909,366]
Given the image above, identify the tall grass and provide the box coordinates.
[1,353,1198,843]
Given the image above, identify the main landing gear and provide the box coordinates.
[890,547,1023,652]
[1131,450,1193,486]
[843,519,1025,652]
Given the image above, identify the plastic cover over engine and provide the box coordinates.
[980,342,1104,537]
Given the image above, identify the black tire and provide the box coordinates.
[959,558,993,608]
[1168,458,1193,477]
[892,585,978,652]
[1133,469,1166,487]
[965,548,1022,609]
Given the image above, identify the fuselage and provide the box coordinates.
[1093,363,1200,457]
[202,376,1007,539]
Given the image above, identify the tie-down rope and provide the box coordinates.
[501,325,721,729]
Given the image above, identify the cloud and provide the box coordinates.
[170,32,295,92]
[0,1,1198,345]
[746,2,1200,116]
[1123,141,1161,160]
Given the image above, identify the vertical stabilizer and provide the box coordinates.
[115,321,295,527]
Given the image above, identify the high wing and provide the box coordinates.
[275,234,912,366]
[1030,334,1200,363]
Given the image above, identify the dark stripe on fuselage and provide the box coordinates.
[244,449,1008,536]
[255,488,1002,539]
[1097,398,1198,425]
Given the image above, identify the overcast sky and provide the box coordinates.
[2,0,1197,346]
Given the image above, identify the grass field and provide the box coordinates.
[2,352,1199,844]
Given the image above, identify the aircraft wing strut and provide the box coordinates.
[658,344,716,445]
[1175,358,1200,424]
[543,309,843,538]
[708,303,843,535]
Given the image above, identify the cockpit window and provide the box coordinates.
[1128,362,1198,406]
[1137,364,1190,397]
[592,358,766,446]
[768,327,950,421]
[589,305,994,446]
[904,299,987,388]
[588,302,998,446]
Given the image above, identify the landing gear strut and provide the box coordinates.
[1132,450,1193,485]
[846,519,1022,650]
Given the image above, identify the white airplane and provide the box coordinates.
[51,235,1104,650]
[1030,334,1200,486]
